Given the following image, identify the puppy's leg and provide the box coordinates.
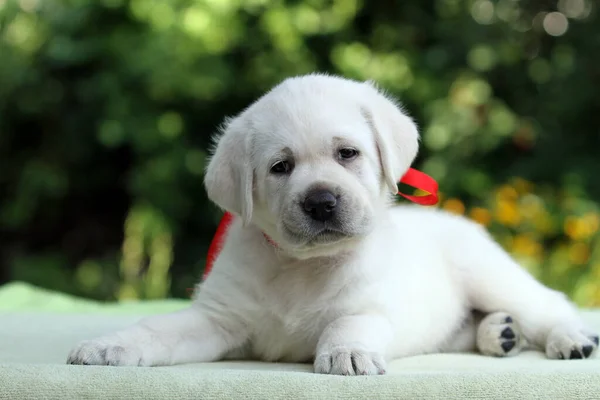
[314,314,391,376]
[438,312,478,353]
[454,222,598,360]
[440,311,525,357]
[67,307,245,366]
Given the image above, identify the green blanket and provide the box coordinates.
[1,282,599,399]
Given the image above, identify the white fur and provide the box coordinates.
[67,74,598,374]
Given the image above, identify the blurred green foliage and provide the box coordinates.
[1,0,599,305]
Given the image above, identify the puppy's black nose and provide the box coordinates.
[303,189,337,222]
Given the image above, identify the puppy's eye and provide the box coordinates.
[270,160,292,174]
[338,148,359,160]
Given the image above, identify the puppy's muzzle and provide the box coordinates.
[303,189,337,222]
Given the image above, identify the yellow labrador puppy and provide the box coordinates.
[68,74,597,374]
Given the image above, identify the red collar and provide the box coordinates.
[202,167,438,280]
[263,233,278,247]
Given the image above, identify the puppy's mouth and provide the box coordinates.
[281,223,352,246]
[309,228,349,244]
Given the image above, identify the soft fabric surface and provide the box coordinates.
[1,282,600,399]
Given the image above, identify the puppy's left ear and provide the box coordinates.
[361,82,420,194]
[204,115,254,225]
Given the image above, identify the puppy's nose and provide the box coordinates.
[303,189,337,222]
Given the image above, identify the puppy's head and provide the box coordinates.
[205,74,419,258]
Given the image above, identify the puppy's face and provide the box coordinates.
[252,100,381,254]
[205,74,419,259]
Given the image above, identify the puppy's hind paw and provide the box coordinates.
[477,312,525,357]
[546,325,598,360]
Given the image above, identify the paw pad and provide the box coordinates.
[569,349,583,359]
[500,327,515,340]
[477,312,524,358]
[582,345,594,358]
[501,340,515,352]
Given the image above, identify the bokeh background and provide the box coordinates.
[1,0,599,305]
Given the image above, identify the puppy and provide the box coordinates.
[68,74,598,374]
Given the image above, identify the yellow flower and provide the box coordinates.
[512,234,542,258]
[564,214,600,241]
[495,184,518,202]
[513,178,534,195]
[564,217,582,240]
[495,199,521,227]
[443,198,465,215]
[568,242,590,265]
[469,207,492,227]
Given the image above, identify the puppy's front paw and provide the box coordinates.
[314,345,386,376]
[546,325,598,360]
[67,337,144,366]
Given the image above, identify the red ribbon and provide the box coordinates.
[202,168,438,280]
[204,211,235,280]
[397,168,439,206]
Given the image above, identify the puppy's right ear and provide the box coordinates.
[204,116,254,225]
